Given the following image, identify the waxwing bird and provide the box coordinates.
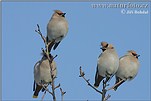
[33,54,57,98]
[47,10,68,52]
[113,50,140,91]
[94,42,119,88]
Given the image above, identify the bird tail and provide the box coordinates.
[53,41,61,50]
[33,81,36,91]
[33,84,42,98]
[33,95,38,98]
[94,66,104,87]
[113,77,125,91]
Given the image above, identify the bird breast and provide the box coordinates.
[97,50,119,77]
[116,56,139,80]
[47,18,68,43]
[34,59,57,85]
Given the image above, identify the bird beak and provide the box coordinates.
[62,13,66,17]
[136,54,140,58]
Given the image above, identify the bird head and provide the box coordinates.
[128,50,140,59]
[100,41,114,52]
[53,10,66,18]
[100,41,108,52]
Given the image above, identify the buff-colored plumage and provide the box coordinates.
[94,42,119,87]
[113,50,140,91]
[47,10,68,51]
[33,55,57,98]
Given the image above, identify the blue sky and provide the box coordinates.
[2,2,150,100]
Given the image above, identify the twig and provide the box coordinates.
[35,24,57,101]
[102,78,112,101]
[46,52,57,101]
[107,79,124,91]
[79,66,113,101]
[102,80,106,101]
[50,55,58,64]
[51,74,56,101]
[54,83,60,90]
[79,66,103,94]
[41,91,46,101]
[104,94,111,101]
[60,88,66,101]
[35,24,46,43]
[44,39,57,101]
[42,85,53,96]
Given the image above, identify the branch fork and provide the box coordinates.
[35,24,66,101]
[79,66,123,101]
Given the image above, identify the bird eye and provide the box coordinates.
[111,47,114,49]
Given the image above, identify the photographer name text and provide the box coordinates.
[121,9,148,15]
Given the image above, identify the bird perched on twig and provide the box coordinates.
[94,42,119,88]
[33,54,57,98]
[47,10,68,52]
[113,50,140,91]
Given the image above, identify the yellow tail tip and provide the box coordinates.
[33,95,38,98]
[94,85,99,88]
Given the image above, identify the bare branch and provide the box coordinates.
[79,66,103,95]
[42,85,53,96]
[54,83,61,90]
[60,88,66,101]
[79,66,85,77]
[102,80,107,101]
[41,91,46,101]
[107,79,124,91]
[50,55,58,64]
[35,24,46,43]
[104,94,111,101]
[79,66,113,101]
[35,24,57,101]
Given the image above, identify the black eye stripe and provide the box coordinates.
[105,44,108,48]
[57,13,63,15]
[132,53,137,56]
